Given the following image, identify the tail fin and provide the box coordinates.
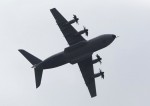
[18,49,43,88]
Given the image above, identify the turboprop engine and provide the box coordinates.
[75,26,88,36]
[92,54,102,64]
[66,15,79,25]
[94,69,104,79]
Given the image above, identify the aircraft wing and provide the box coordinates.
[50,8,85,46]
[78,56,97,97]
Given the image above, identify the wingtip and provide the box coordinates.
[91,94,97,98]
[18,49,24,52]
[50,8,56,11]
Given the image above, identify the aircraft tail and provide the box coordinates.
[18,49,43,88]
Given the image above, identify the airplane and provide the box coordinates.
[18,8,116,98]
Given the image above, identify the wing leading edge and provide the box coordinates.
[78,56,97,97]
[50,8,85,46]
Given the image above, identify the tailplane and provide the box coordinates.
[34,67,43,88]
[18,49,42,65]
[18,49,43,88]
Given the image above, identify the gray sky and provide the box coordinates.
[0,0,150,106]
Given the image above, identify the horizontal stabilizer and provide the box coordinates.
[18,49,42,65]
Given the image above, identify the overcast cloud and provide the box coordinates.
[0,0,150,106]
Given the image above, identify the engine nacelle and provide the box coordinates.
[94,69,104,79]
[92,59,99,64]
[94,73,101,78]
[92,54,102,64]
[75,27,88,36]
[67,19,76,25]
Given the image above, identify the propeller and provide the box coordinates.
[96,54,102,64]
[99,69,104,79]
[83,26,88,36]
[73,14,79,24]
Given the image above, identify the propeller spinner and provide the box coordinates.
[99,69,104,79]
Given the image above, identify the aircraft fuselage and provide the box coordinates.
[38,34,116,69]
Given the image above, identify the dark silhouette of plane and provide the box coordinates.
[18,8,116,98]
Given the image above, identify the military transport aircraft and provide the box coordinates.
[19,8,116,98]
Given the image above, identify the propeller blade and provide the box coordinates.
[83,26,88,36]
[83,26,86,30]
[73,14,76,18]
[99,69,104,79]
[73,14,79,24]
[76,20,79,24]
[96,54,99,58]
[85,31,88,36]
[96,54,102,64]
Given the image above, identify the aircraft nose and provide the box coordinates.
[112,34,116,39]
